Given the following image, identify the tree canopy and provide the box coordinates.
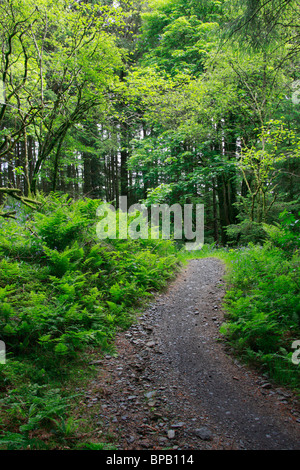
[0,0,299,243]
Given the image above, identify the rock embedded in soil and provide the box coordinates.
[193,427,213,441]
[167,429,176,439]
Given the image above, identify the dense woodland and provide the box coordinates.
[1,0,299,244]
[0,0,299,450]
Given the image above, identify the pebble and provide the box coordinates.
[193,427,213,441]
[261,383,272,389]
[145,391,157,399]
[148,400,156,407]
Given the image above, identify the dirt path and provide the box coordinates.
[84,258,300,450]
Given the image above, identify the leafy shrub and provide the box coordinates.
[0,384,76,450]
[0,193,180,448]
[221,227,300,390]
[263,210,300,255]
[226,219,267,245]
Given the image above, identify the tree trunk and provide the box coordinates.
[120,122,129,198]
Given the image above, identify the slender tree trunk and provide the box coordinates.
[23,130,31,197]
[212,178,219,243]
[120,122,129,198]
[52,138,64,192]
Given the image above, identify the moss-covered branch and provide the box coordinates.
[0,187,42,217]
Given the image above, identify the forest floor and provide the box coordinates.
[81,258,300,450]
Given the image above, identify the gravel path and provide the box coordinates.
[84,258,300,450]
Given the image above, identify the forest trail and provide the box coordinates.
[86,258,300,450]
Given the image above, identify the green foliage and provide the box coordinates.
[0,0,299,449]
[237,120,300,224]
[0,193,179,448]
[0,0,124,195]
[263,210,300,255]
[0,384,77,449]
[139,0,223,75]
[220,214,300,389]
[225,219,267,245]
[0,195,179,358]
[76,442,117,450]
